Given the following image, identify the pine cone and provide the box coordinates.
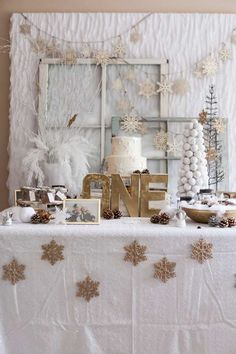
[113,209,122,219]
[150,214,161,224]
[228,217,236,227]
[103,209,114,220]
[218,217,229,228]
[208,215,219,227]
[133,170,141,174]
[159,212,170,225]
[31,209,51,224]
[142,169,150,174]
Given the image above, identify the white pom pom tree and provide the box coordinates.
[177,120,208,198]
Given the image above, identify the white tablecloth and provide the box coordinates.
[0,218,236,354]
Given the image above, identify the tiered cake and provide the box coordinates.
[106,137,147,175]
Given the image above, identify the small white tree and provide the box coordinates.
[177,120,208,198]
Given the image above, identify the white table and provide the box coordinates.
[0,218,236,354]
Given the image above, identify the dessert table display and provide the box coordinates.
[1,218,236,354]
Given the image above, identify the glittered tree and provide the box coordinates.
[201,85,224,191]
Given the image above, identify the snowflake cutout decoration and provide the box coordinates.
[76,276,100,302]
[153,131,168,151]
[156,78,173,95]
[199,110,208,125]
[2,259,26,285]
[31,37,47,54]
[121,113,142,133]
[94,50,110,65]
[167,137,182,155]
[116,98,131,112]
[20,23,31,35]
[191,238,213,264]
[53,207,70,225]
[219,45,232,62]
[138,79,156,98]
[202,57,218,76]
[213,118,225,133]
[112,78,123,91]
[41,240,64,265]
[46,40,61,57]
[172,79,190,95]
[153,257,176,283]
[130,28,142,43]
[125,69,136,81]
[124,240,147,266]
[112,38,126,58]
[63,49,78,64]
[206,148,218,161]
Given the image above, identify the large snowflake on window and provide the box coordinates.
[156,78,173,95]
[138,79,156,98]
[153,131,168,151]
[121,113,143,133]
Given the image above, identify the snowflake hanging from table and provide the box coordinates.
[138,79,156,98]
[2,259,26,285]
[167,137,182,155]
[112,78,123,91]
[94,50,110,65]
[116,98,131,112]
[202,57,218,76]
[20,23,31,35]
[198,110,208,125]
[130,28,142,43]
[112,38,126,58]
[124,240,147,266]
[41,239,64,265]
[153,131,168,151]
[76,276,100,302]
[212,118,225,133]
[153,257,176,283]
[156,78,173,95]
[218,45,232,62]
[206,147,218,161]
[191,238,213,263]
[125,69,136,81]
[121,112,143,133]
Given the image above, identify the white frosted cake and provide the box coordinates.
[106,137,147,175]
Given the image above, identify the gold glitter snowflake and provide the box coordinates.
[156,78,173,95]
[121,113,142,133]
[130,28,142,43]
[2,259,26,285]
[219,45,232,62]
[191,238,213,263]
[112,78,123,91]
[116,98,131,112]
[112,38,126,58]
[124,240,147,266]
[213,118,225,133]
[153,131,168,151]
[172,79,190,95]
[20,23,31,35]
[199,110,208,125]
[76,276,100,302]
[153,257,176,283]
[138,79,156,98]
[94,50,110,65]
[206,148,218,161]
[202,57,218,76]
[41,240,64,265]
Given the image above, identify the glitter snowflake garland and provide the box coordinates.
[120,112,143,133]
[112,38,126,58]
[138,79,156,98]
[191,238,213,264]
[218,45,232,62]
[124,240,147,266]
[153,257,176,283]
[167,137,182,155]
[20,23,31,35]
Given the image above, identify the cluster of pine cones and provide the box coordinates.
[133,169,150,174]
[31,209,52,224]
[208,215,236,228]
[102,208,122,220]
[150,212,170,225]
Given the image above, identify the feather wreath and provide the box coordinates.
[22,121,92,196]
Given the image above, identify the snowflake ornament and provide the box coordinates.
[116,98,131,112]
[124,240,147,266]
[76,276,100,302]
[112,38,126,58]
[206,148,218,161]
[202,57,218,76]
[53,207,70,225]
[121,112,142,133]
[213,118,225,133]
[94,50,110,65]
[172,78,190,95]
[31,37,47,54]
[20,23,31,35]
[153,257,176,283]
[191,238,213,264]
[138,79,156,98]
[112,78,123,91]
[167,138,182,155]
[218,45,232,62]
[198,110,208,125]
[130,28,142,43]
[156,77,173,95]
[153,131,168,151]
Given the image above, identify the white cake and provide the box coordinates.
[106,137,147,175]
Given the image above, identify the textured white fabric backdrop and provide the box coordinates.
[8,13,236,202]
[0,219,236,354]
